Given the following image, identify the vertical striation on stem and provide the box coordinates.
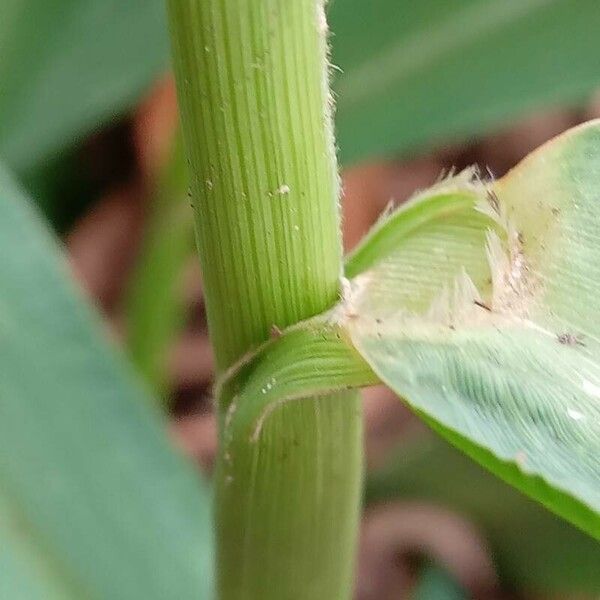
[167,1,363,597]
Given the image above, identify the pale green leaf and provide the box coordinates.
[220,121,600,539]
[0,162,212,598]
[345,120,600,536]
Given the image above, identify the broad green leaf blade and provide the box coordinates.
[329,0,600,164]
[368,432,600,593]
[220,121,600,540]
[0,0,168,171]
[346,120,600,536]
[0,162,212,598]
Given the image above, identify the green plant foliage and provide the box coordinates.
[0,0,168,172]
[329,0,600,164]
[368,432,600,594]
[346,121,600,536]
[125,133,194,398]
[219,121,600,540]
[5,0,600,178]
[167,1,365,597]
[122,0,600,430]
[0,162,212,598]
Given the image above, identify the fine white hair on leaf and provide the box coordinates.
[339,276,353,306]
[316,0,328,35]
[420,166,483,199]
[424,269,482,327]
[454,268,482,320]
[484,218,536,319]
[390,167,486,229]
[486,230,510,308]
[375,199,396,226]
[426,284,451,324]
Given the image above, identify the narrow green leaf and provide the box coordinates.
[329,0,600,164]
[220,121,600,539]
[0,0,168,171]
[0,162,212,598]
[125,133,194,398]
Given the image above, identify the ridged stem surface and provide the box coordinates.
[167,1,362,598]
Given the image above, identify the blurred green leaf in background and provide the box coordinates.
[330,0,600,163]
[368,432,600,595]
[0,162,212,598]
[3,0,600,176]
[0,0,168,173]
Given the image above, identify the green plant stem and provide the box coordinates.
[167,1,362,598]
